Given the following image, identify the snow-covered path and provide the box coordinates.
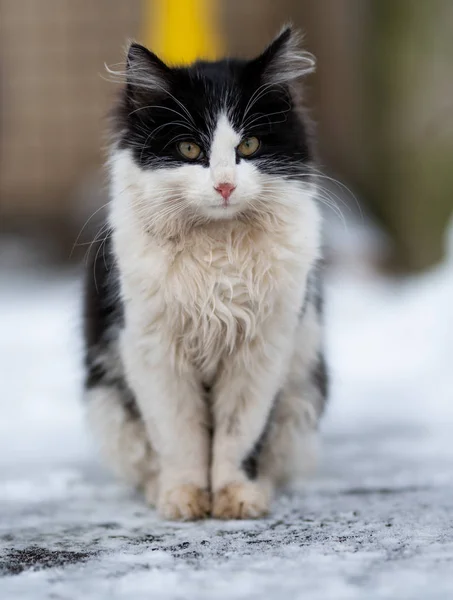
[1,256,452,599]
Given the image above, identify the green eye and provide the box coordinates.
[237,136,260,157]
[178,141,202,160]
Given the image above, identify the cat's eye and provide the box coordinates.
[237,136,260,158]
[178,141,202,161]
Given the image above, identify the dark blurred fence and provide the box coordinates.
[1,0,452,269]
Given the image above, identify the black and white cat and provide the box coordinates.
[83,27,328,520]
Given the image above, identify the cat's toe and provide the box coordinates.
[212,481,270,520]
[158,484,211,521]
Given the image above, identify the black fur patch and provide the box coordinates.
[312,352,329,410]
[83,234,140,419]
[300,264,324,321]
[85,361,108,389]
[242,441,263,480]
[83,234,123,350]
[241,397,278,480]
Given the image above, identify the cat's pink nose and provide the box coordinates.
[215,182,236,201]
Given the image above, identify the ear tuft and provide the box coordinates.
[104,43,172,102]
[254,26,316,85]
[125,43,171,94]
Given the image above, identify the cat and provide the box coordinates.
[83,26,328,521]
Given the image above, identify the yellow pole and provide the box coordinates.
[142,0,223,65]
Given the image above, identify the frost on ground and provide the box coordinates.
[1,238,452,599]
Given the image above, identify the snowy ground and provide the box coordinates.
[1,234,453,599]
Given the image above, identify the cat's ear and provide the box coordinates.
[125,43,172,99]
[251,26,316,85]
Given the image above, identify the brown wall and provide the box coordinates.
[0,0,141,232]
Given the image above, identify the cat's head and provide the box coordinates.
[111,27,316,228]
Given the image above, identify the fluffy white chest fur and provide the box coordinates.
[111,155,320,382]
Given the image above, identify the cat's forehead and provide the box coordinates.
[174,60,248,112]
[179,59,248,90]
[167,59,285,133]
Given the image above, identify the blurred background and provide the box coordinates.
[1,0,453,270]
[1,3,453,592]
[0,0,452,459]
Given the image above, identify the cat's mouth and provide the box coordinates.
[204,201,243,218]
[208,201,240,209]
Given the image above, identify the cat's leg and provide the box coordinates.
[258,387,322,493]
[211,313,297,519]
[260,300,328,489]
[85,384,159,503]
[121,330,211,521]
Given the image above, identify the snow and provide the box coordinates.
[1,234,453,599]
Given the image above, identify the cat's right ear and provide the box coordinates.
[125,43,172,101]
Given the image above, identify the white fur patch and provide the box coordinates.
[209,113,241,188]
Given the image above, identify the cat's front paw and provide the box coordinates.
[212,481,270,519]
[158,484,211,521]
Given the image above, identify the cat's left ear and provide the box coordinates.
[250,26,316,85]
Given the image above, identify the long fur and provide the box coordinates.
[83,27,328,521]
